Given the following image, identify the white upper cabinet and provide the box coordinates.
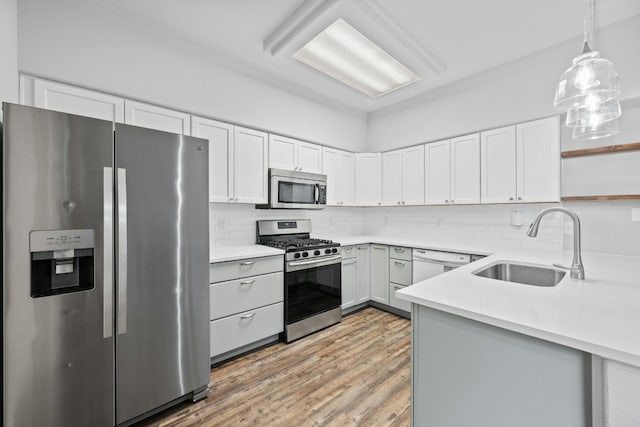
[268,134,322,174]
[27,77,125,123]
[355,153,381,206]
[383,146,425,206]
[322,147,339,206]
[297,142,323,173]
[481,126,517,203]
[424,139,451,204]
[191,116,234,203]
[336,150,356,206]
[124,100,191,135]
[323,148,355,206]
[382,150,403,206]
[402,145,425,205]
[516,116,560,202]
[450,133,480,204]
[234,127,268,204]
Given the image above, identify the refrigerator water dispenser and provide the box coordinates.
[29,229,95,297]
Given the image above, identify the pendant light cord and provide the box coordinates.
[582,0,595,53]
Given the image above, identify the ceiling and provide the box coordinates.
[97,0,640,114]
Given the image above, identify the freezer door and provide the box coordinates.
[2,103,115,427]
[114,124,209,424]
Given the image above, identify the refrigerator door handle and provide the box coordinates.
[103,167,114,338]
[117,167,128,335]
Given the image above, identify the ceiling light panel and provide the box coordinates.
[293,19,420,98]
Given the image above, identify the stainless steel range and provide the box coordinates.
[257,220,341,342]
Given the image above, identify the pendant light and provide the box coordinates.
[554,0,621,140]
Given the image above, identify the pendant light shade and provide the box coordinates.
[566,97,621,128]
[554,0,622,140]
[554,50,620,109]
[572,117,619,140]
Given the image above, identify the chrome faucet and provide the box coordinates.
[527,207,585,280]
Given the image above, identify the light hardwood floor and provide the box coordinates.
[139,307,411,427]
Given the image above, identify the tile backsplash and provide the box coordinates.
[362,203,563,255]
[209,204,364,249]
[210,201,640,257]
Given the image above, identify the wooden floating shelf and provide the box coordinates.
[562,142,640,158]
[562,194,640,202]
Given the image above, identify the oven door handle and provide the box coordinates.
[288,255,342,267]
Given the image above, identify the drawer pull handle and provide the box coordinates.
[240,261,254,266]
[394,261,405,266]
[240,312,256,319]
[358,246,367,250]
[240,280,255,286]
[394,248,405,252]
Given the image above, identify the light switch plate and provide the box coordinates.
[632,208,640,222]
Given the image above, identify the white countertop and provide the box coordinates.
[210,245,284,263]
[321,235,491,255]
[397,250,640,368]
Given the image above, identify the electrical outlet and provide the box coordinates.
[632,208,640,222]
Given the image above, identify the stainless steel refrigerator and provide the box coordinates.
[2,103,210,426]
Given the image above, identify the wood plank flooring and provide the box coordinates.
[138,307,411,427]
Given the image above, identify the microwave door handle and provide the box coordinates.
[315,184,319,204]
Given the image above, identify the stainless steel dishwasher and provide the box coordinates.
[412,249,481,283]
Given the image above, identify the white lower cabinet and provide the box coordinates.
[356,245,371,303]
[389,247,412,313]
[389,283,411,312]
[370,244,390,305]
[341,257,357,309]
[209,255,283,359]
[341,245,370,309]
[209,303,284,357]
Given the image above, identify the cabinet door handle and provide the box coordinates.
[228,197,233,201]
[358,246,367,250]
[518,197,523,201]
[240,280,255,286]
[397,201,401,205]
[394,261,405,266]
[240,312,256,319]
[240,261,254,266]
[509,197,514,201]
[445,200,449,204]
[402,201,405,205]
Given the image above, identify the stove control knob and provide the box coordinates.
[302,252,309,258]
[314,250,321,256]
[325,249,331,254]
[332,248,338,253]
[293,253,301,259]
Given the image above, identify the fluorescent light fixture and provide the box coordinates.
[293,19,420,98]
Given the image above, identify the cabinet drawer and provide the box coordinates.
[210,255,283,283]
[390,283,411,313]
[390,246,412,261]
[210,272,283,320]
[210,302,283,357]
[390,259,412,285]
[341,245,357,259]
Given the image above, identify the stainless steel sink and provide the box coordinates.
[473,262,566,287]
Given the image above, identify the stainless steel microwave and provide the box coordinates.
[256,168,327,210]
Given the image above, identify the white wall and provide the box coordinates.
[367,16,640,152]
[16,0,367,152]
[0,0,18,104]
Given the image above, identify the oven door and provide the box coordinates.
[270,175,325,209]
[285,256,342,325]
